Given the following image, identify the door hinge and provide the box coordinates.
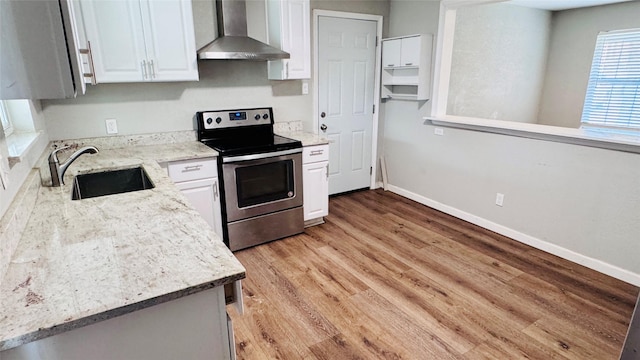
[373,104,375,114]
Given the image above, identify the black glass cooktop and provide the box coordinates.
[202,134,301,157]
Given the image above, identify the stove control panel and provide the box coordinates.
[198,108,273,130]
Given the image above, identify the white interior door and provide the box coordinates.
[318,16,377,195]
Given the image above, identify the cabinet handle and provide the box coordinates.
[404,63,413,66]
[326,164,329,179]
[181,165,203,173]
[285,61,289,79]
[149,59,156,79]
[213,180,219,200]
[387,64,395,67]
[141,60,148,80]
[79,41,97,85]
[310,150,323,156]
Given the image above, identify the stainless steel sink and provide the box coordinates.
[71,167,155,200]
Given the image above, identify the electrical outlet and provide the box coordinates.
[434,128,444,136]
[105,119,118,134]
[495,193,504,207]
[302,81,309,95]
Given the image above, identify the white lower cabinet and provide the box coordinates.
[174,178,223,238]
[166,158,223,239]
[2,287,234,360]
[302,145,329,225]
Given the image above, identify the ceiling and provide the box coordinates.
[508,0,634,11]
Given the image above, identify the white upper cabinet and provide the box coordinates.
[79,0,198,83]
[381,39,401,68]
[381,34,433,101]
[399,36,421,67]
[267,0,311,80]
[382,35,422,68]
[1,0,83,99]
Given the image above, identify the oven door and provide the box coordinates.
[222,150,303,222]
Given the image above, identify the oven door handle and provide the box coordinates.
[222,148,302,163]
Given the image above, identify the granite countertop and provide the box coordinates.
[276,131,329,147]
[0,142,246,351]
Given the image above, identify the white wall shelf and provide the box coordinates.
[381,34,433,101]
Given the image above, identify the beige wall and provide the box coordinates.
[538,1,640,128]
[447,3,551,123]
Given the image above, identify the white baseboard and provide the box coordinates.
[386,184,640,287]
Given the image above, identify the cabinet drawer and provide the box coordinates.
[303,145,329,163]
[167,158,218,182]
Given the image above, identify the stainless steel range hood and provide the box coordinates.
[197,0,289,61]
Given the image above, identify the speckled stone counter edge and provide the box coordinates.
[0,272,245,351]
[0,171,40,290]
[49,130,197,151]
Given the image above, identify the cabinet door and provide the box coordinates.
[175,178,224,239]
[60,0,87,95]
[140,0,198,81]
[382,39,401,68]
[79,0,147,82]
[400,36,421,67]
[0,0,76,99]
[283,0,310,79]
[267,0,310,79]
[303,161,329,221]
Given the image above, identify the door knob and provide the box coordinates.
[320,112,326,118]
[320,124,327,132]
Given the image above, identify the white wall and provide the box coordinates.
[447,3,551,123]
[383,0,640,283]
[538,1,640,128]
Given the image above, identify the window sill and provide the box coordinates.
[424,116,640,154]
[6,131,43,168]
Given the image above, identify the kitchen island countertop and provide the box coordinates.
[0,141,246,351]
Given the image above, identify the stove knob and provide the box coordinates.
[254,114,261,120]
[215,117,222,124]
[262,113,269,120]
[206,117,213,125]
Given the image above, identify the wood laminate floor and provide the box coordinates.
[228,189,638,359]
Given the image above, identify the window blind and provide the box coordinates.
[581,29,640,132]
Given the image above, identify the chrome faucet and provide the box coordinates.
[48,146,99,186]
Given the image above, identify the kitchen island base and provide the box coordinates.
[2,287,234,360]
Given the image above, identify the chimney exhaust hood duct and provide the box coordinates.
[197,0,289,61]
